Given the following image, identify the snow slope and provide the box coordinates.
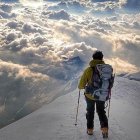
[0,76,140,140]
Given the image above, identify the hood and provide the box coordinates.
[89,59,105,67]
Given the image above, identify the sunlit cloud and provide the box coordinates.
[106,57,139,74]
[19,0,43,8]
[0,59,49,81]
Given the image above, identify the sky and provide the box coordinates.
[0,0,140,128]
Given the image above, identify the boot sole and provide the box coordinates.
[102,133,108,139]
[87,131,93,135]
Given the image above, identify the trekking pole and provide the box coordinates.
[75,90,81,126]
[107,98,111,119]
[108,73,115,119]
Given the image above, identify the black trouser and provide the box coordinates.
[85,96,108,129]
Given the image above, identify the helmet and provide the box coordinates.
[92,50,103,60]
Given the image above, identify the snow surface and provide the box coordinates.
[0,76,140,140]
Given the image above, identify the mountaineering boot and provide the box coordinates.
[87,128,93,135]
[101,128,108,138]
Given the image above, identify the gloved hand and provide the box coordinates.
[78,85,85,90]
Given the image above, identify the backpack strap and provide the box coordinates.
[91,66,100,88]
[90,66,95,87]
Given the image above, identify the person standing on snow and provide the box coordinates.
[78,50,108,137]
